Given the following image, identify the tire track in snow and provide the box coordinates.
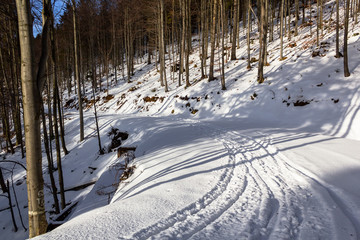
[238,133,349,239]
[273,147,360,240]
[129,125,343,239]
[192,130,335,240]
[239,133,335,239]
[239,133,306,239]
[129,127,250,239]
[190,132,288,239]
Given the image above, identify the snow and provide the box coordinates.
[1,1,360,239]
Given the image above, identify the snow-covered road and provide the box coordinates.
[34,118,360,240]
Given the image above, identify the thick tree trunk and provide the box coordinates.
[15,0,50,236]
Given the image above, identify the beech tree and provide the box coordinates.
[71,0,84,142]
[335,0,340,58]
[231,0,239,60]
[15,0,51,237]
[208,0,218,82]
[258,0,268,83]
[344,0,351,77]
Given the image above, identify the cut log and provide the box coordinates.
[47,201,79,232]
[60,180,97,193]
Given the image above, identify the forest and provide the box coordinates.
[1,0,360,239]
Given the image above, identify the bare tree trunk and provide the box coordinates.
[51,23,68,156]
[171,0,176,82]
[159,0,168,91]
[125,7,132,83]
[220,0,226,90]
[41,100,59,214]
[295,0,299,36]
[309,0,312,34]
[280,0,285,60]
[302,0,306,24]
[287,0,291,40]
[71,0,84,142]
[335,0,341,58]
[344,0,351,77]
[7,180,18,232]
[320,0,323,36]
[179,0,186,86]
[52,66,66,210]
[231,0,238,60]
[247,0,251,69]
[56,87,68,155]
[92,85,104,155]
[185,0,191,87]
[200,0,207,78]
[258,0,268,83]
[112,12,117,84]
[316,0,320,46]
[15,0,51,236]
[209,0,218,82]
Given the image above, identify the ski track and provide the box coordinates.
[127,124,357,240]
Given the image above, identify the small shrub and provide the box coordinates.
[103,94,114,103]
[191,109,198,114]
[288,42,297,48]
[293,100,311,106]
[143,96,159,102]
[250,57,258,63]
[129,86,138,92]
[106,127,129,153]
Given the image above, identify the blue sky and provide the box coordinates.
[33,0,66,37]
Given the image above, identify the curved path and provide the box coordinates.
[128,123,358,240]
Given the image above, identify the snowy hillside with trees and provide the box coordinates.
[0,0,360,239]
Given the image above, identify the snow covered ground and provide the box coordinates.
[1,1,360,239]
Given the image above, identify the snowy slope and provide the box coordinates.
[1,1,360,239]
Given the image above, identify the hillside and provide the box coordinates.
[1,1,360,239]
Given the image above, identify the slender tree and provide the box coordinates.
[344,0,351,77]
[335,0,341,58]
[231,0,238,60]
[71,0,84,142]
[258,0,268,83]
[220,0,226,90]
[209,0,218,82]
[247,0,251,69]
[159,0,168,91]
[280,0,285,60]
[295,0,299,36]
